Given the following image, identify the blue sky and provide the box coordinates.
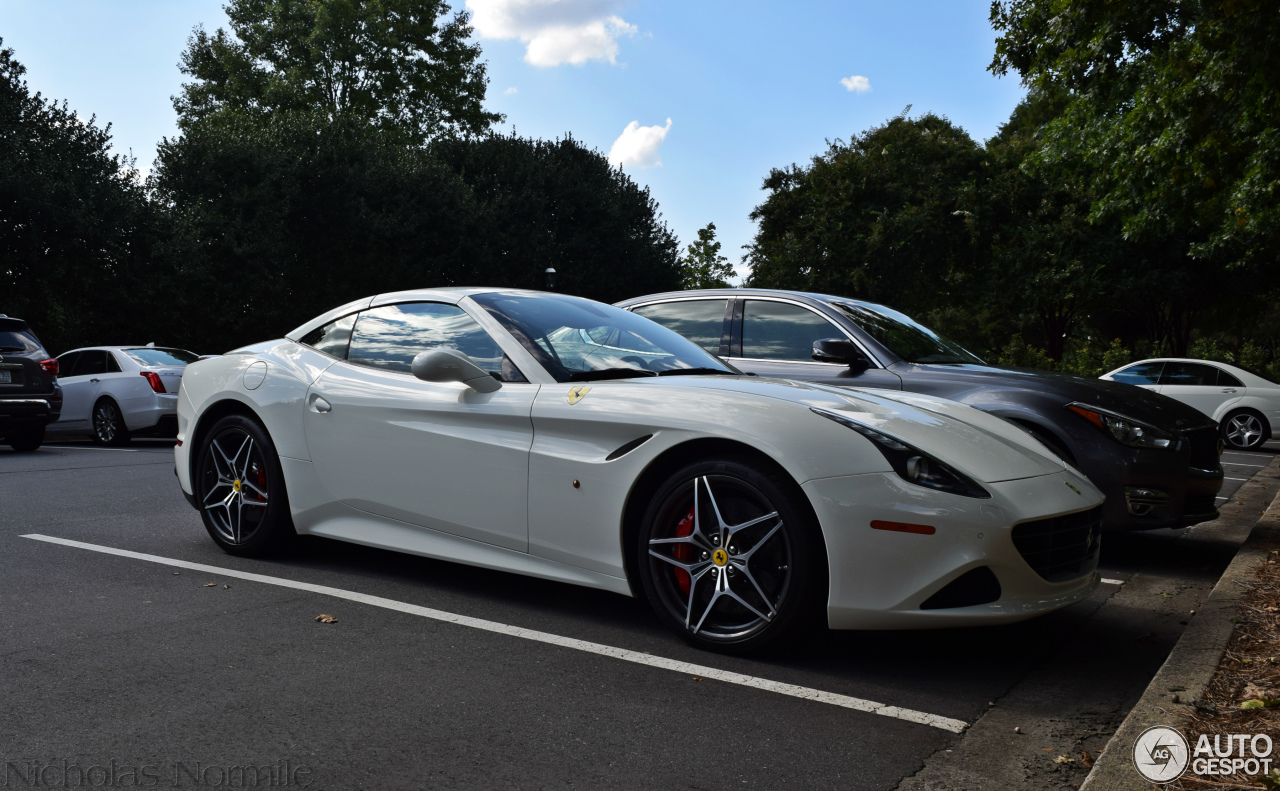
[0,0,1025,281]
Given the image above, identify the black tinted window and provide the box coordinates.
[1216,368,1243,387]
[56,352,82,378]
[742,301,843,361]
[300,314,356,359]
[632,300,727,355]
[74,351,107,377]
[106,353,122,373]
[831,302,983,364]
[348,303,512,378]
[1111,362,1164,385]
[1160,362,1219,386]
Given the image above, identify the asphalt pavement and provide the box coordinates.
[1,438,1276,790]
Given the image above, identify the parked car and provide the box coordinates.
[616,289,1224,532]
[50,345,198,445]
[1101,358,1280,451]
[0,314,62,452]
[176,288,1105,653]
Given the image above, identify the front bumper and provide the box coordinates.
[806,469,1103,630]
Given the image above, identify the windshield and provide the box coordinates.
[471,292,737,382]
[124,348,200,366]
[832,303,984,365]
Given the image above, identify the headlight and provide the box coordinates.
[1066,403,1175,449]
[810,408,990,499]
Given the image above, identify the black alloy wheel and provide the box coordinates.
[196,414,294,556]
[91,399,131,446]
[638,457,825,654]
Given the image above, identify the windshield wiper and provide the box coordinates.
[567,367,658,382]
[656,367,737,377]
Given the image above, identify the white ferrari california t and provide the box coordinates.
[175,288,1105,653]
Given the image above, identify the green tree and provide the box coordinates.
[0,41,163,354]
[176,0,500,144]
[680,223,735,289]
[744,113,988,319]
[990,0,1280,273]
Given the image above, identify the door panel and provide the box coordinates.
[304,363,538,551]
[1159,362,1241,419]
[54,351,105,427]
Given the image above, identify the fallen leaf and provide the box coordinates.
[222,585,230,589]
[1078,750,1093,768]
[202,583,216,588]
[315,614,338,623]
[1053,755,1074,764]
[1157,592,1174,598]
[1042,748,1056,752]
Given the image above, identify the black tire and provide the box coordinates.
[91,398,132,446]
[7,424,45,452]
[1222,409,1270,450]
[637,456,827,654]
[195,414,295,556]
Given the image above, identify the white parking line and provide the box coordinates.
[1101,578,1125,586]
[20,534,968,734]
[1222,463,1265,468]
[43,445,147,453]
[1225,477,1250,481]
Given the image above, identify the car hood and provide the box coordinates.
[642,375,1066,484]
[897,362,1216,431]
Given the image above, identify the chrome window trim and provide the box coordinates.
[734,295,884,369]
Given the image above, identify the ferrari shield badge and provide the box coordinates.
[567,386,592,405]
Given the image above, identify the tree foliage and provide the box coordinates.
[680,223,735,289]
[990,0,1280,272]
[176,0,500,143]
[0,41,162,354]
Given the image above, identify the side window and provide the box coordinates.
[1111,362,1164,385]
[105,352,122,373]
[75,351,108,377]
[56,351,82,378]
[347,302,522,380]
[1160,362,1219,386]
[632,300,727,355]
[742,300,846,362]
[300,314,356,359]
[1216,368,1244,387]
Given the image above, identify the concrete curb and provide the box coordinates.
[1080,456,1280,790]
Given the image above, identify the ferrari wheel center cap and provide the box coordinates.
[232,479,242,493]
[712,548,728,567]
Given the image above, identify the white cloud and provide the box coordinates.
[504,86,519,94]
[839,74,871,93]
[608,118,672,169]
[466,0,637,67]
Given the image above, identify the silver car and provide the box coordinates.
[49,346,197,445]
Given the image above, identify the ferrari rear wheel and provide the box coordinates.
[196,414,294,556]
[638,457,826,654]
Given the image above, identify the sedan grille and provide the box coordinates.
[1011,506,1103,582]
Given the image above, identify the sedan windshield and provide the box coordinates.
[471,292,737,382]
[831,302,984,365]
[124,348,200,366]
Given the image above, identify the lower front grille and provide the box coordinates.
[1184,426,1222,471]
[1184,493,1218,516]
[1011,506,1103,582]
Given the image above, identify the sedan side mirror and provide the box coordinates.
[411,349,502,393]
[812,338,871,370]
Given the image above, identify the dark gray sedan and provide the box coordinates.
[615,289,1224,532]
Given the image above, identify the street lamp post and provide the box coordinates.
[545,267,557,291]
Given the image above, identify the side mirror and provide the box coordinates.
[812,338,871,370]
[411,349,502,393]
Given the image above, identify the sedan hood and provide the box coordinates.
[898,363,1215,431]
[647,375,1065,484]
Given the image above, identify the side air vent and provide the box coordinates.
[920,567,1002,610]
[605,434,653,461]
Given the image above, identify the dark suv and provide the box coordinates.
[616,289,1224,532]
[0,315,62,451]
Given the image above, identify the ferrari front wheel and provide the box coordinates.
[638,457,826,654]
[196,414,294,556]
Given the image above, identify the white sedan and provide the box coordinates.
[50,346,197,445]
[175,289,1104,653]
[1101,358,1280,450]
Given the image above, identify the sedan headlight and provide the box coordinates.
[1066,403,1176,450]
[811,408,990,499]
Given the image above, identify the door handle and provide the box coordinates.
[1221,388,1237,393]
[311,396,332,413]
[89,378,100,383]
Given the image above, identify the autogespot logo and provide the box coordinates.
[1133,726,1190,782]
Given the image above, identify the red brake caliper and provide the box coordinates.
[255,464,267,503]
[673,508,694,596]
